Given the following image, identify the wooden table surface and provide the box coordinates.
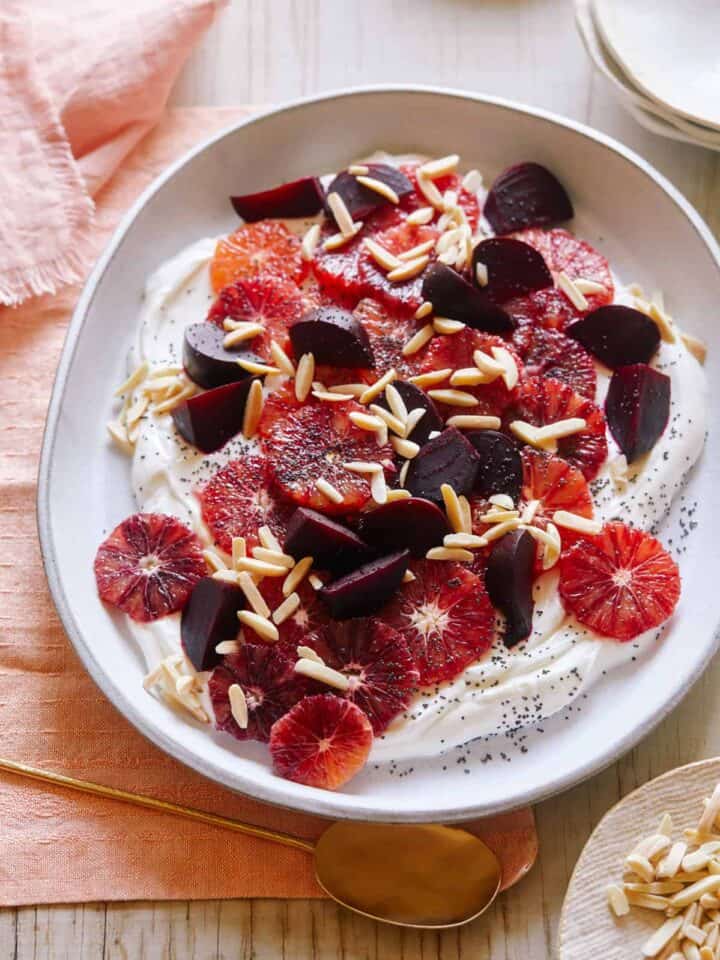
[3,1,719,957]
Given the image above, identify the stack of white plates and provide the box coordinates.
[575,0,720,151]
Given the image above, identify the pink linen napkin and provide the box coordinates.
[0,0,226,307]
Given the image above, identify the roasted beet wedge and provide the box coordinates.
[172,378,258,453]
[421,263,515,334]
[319,550,410,620]
[230,176,324,221]
[324,163,414,221]
[181,577,244,671]
[472,237,553,304]
[283,507,374,574]
[404,428,480,504]
[359,498,451,557]
[183,322,260,389]
[465,429,523,501]
[567,305,661,369]
[484,162,574,235]
[605,363,670,463]
[485,529,536,647]
[376,380,444,445]
[289,306,374,367]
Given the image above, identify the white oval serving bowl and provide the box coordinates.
[38,86,720,823]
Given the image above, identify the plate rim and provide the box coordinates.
[37,84,720,823]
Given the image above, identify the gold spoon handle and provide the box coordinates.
[0,756,314,855]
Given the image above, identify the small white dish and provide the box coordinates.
[593,0,720,133]
[38,86,720,823]
[560,758,720,959]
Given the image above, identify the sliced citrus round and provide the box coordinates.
[357,221,439,316]
[269,693,373,789]
[257,576,331,648]
[210,221,305,292]
[399,162,480,229]
[558,522,680,641]
[512,322,597,400]
[353,297,419,379]
[379,560,495,685]
[94,513,206,622]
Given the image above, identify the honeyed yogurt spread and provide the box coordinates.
[117,159,707,764]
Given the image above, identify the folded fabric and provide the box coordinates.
[0,0,226,307]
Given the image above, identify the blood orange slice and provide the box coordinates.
[558,522,680,641]
[210,221,305,292]
[357,221,439,316]
[94,513,206,622]
[512,322,597,400]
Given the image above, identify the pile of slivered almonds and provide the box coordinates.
[606,783,720,959]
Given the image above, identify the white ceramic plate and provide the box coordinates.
[559,758,720,959]
[593,0,720,132]
[38,87,720,823]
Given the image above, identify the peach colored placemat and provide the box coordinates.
[0,107,534,905]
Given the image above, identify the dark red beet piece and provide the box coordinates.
[472,237,553,304]
[376,380,444,445]
[567,305,661,369]
[605,363,670,463]
[465,430,523,502]
[181,576,244,671]
[359,498,451,557]
[404,428,480,505]
[172,379,259,454]
[421,263,516,334]
[485,529,536,647]
[289,306,374,367]
[484,162,574,235]
[183,322,260,389]
[324,163,414,221]
[319,550,410,620]
[283,507,374,574]
[231,176,325,221]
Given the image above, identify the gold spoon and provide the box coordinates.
[0,755,515,928]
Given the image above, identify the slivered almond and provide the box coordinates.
[237,610,279,643]
[308,573,324,591]
[399,459,410,487]
[699,786,720,836]
[301,222,321,261]
[203,548,228,573]
[251,547,295,569]
[327,191,356,237]
[402,324,434,356]
[232,536,247,566]
[236,557,287,578]
[574,277,607,295]
[510,420,550,448]
[270,340,296,376]
[407,206,435,226]
[295,658,350,690]
[446,413,500,430]
[404,407,426,435]
[478,518,521,545]
[624,882,685,895]
[475,262,489,287]
[535,418,587,443]
[552,511,603,535]
[323,226,362,251]
[426,546,474,562]
[408,368,451,388]
[107,421,133,454]
[462,169,483,192]
[387,489,411,502]
[433,317,465,335]
[328,382,366,397]
[444,533,485,549]
[391,436,420,459]
[283,556,313,596]
[212,569,240,584]
[223,322,264,347]
[450,368,492,387]
[236,358,281,376]
[369,403,405,436]
[215,640,240,655]
[387,254,429,282]
[115,361,148,396]
[355,175,400,204]
[625,892,669,911]
[480,509,520,523]
[458,495,472,534]
[557,271,589,311]
[258,526,282,552]
[348,163,369,175]
[641,916,683,956]
[316,478,344,504]
[364,237,402,271]
[152,383,196,414]
[419,154,460,179]
[228,684,249,729]
[607,883,630,917]
[681,330,707,364]
[671,877,720,908]
[491,345,519,389]
[416,173,444,209]
[297,644,324,664]
[490,494,515,510]
[359,368,397,405]
[414,300,433,320]
[441,482,466,533]
[649,301,677,343]
[427,388,477,407]
[521,499,540,524]
[370,470,387,504]
[272,592,301,626]
[295,352,315,402]
[125,394,149,428]
[385,382,408,421]
[473,349,505,377]
[402,570,416,583]
[242,380,264,438]
[237,571,271,618]
[343,460,383,475]
[312,388,353,403]
[349,410,386,433]
[398,238,436,261]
